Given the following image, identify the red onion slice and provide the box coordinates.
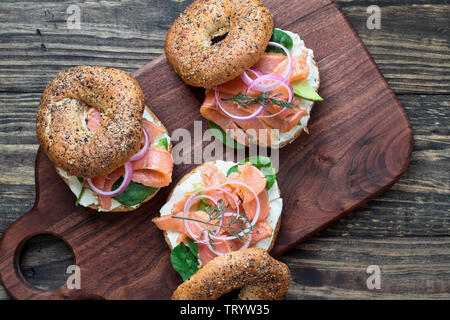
[240,68,262,86]
[181,179,260,256]
[182,189,221,243]
[129,127,149,162]
[87,161,133,197]
[215,88,265,122]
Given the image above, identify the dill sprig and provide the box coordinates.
[171,199,256,248]
[222,91,299,109]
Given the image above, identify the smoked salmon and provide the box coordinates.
[85,107,173,210]
[200,50,311,138]
[153,162,273,265]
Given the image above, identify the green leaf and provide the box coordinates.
[260,166,276,190]
[112,178,159,207]
[266,28,293,55]
[157,137,169,150]
[171,240,199,281]
[292,79,323,101]
[186,238,198,258]
[75,177,86,206]
[226,156,276,190]
[208,120,245,149]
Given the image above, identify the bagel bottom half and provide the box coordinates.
[172,247,290,300]
[159,160,283,255]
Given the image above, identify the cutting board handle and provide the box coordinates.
[0,207,84,300]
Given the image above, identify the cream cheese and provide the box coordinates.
[277,29,320,145]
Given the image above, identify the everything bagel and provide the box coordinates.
[165,0,273,87]
[172,248,290,300]
[36,66,145,178]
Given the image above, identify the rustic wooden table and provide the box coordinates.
[0,0,448,300]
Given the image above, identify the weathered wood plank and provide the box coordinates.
[283,237,450,299]
[0,1,448,93]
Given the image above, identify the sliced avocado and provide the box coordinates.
[292,79,323,102]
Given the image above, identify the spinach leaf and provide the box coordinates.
[157,137,169,150]
[112,178,158,207]
[186,238,198,258]
[266,28,293,55]
[226,156,276,190]
[171,238,199,281]
[208,121,245,149]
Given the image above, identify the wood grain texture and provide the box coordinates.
[0,0,448,299]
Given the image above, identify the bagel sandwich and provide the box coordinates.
[164,0,322,148]
[153,157,282,278]
[37,66,174,212]
[200,27,322,149]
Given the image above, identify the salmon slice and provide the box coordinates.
[142,119,164,145]
[197,238,238,266]
[91,166,125,210]
[242,189,270,222]
[228,162,267,202]
[201,163,228,187]
[153,211,215,237]
[86,107,102,132]
[249,221,273,246]
[259,106,307,133]
[273,51,310,81]
[201,90,251,146]
[132,147,173,187]
[214,94,277,145]
[216,75,249,96]
[252,52,286,75]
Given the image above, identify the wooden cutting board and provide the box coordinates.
[0,0,412,299]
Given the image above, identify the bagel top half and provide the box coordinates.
[36,66,145,178]
[165,0,273,87]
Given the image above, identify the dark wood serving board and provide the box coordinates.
[0,0,412,299]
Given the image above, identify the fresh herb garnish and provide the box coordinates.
[171,238,199,281]
[222,91,299,110]
[75,177,86,206]
[266,28,293,55]
[112,178,158,206]
[172,199,255,250]
[227,156,276,190]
